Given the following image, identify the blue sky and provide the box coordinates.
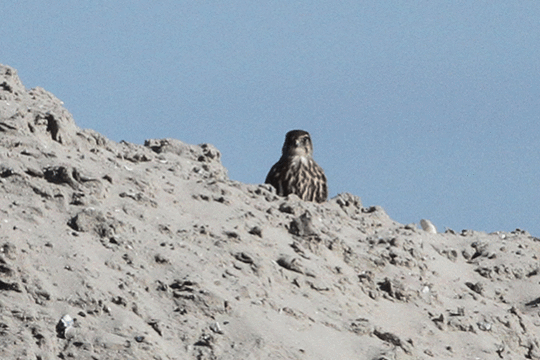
[3,2,540,236]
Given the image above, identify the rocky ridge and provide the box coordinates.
[1,64,540,359]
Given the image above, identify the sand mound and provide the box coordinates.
[1,64,540,359]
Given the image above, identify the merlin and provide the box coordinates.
[265,130,328,203]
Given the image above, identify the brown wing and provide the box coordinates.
[310,160,328,203]
[265,158,290,197]
[302,158,327,203]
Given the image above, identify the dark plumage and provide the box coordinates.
[265,130,328,203]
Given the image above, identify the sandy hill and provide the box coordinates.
[1,64,540,360]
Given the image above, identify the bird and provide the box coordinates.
[265,130,328,203]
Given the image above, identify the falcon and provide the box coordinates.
[265,130,328,203]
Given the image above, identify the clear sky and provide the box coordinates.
[3,2,539,236]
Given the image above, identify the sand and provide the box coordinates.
[1,63,540,359]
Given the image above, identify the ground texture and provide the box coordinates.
[1,64,540,359]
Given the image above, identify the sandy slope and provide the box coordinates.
[1,64,540,359]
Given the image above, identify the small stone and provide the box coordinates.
[135,336,145,343]
[56,314,74,338]
[210,322,224,334]
[477,321,491,331]
[248,226,262,237]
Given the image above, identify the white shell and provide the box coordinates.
[420,219,437,234]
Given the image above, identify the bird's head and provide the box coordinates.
[282,130,314,157]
